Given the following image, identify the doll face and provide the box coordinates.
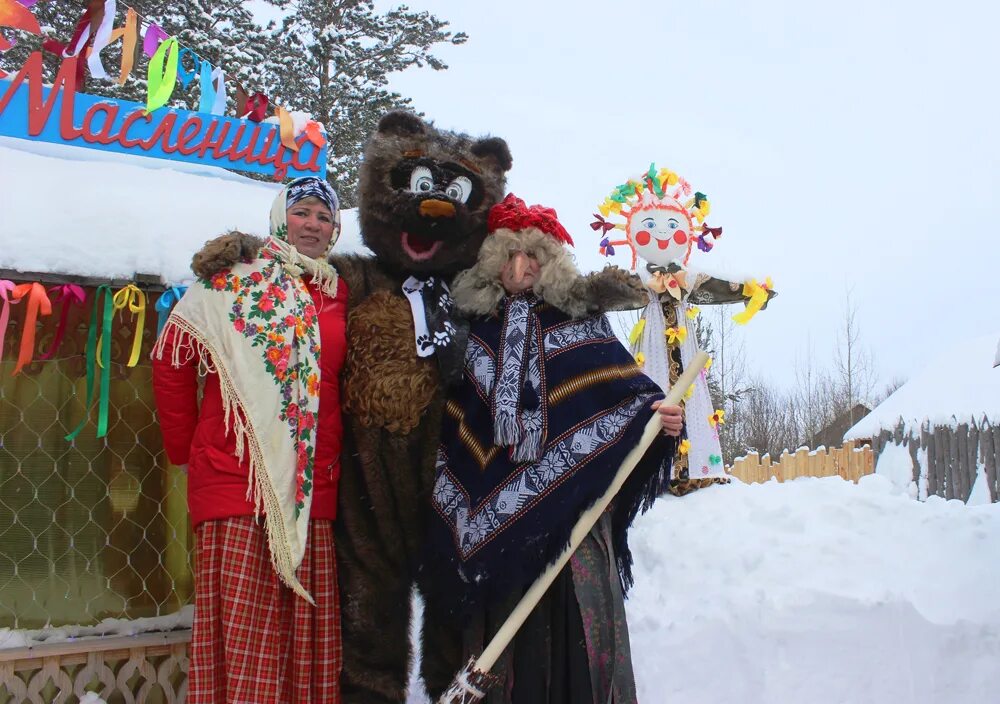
[627,205,693,267]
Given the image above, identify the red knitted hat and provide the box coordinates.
[487,194,574,247]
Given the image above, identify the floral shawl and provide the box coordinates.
[154,182,340,603]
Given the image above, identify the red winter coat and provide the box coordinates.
[153,278,348,527]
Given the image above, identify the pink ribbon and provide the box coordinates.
[0,280,15,366]
[39,284,86,361]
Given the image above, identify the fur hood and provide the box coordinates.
[450,225,591,318]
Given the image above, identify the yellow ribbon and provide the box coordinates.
[628,318,646,347]
[647,269,688,299]
[97,284,146,368]
[665,326,687,344]
[275,104,300,152]
[732,276,773,325]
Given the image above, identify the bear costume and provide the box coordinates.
[191,112,646,702]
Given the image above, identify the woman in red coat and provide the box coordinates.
[153,177,347,704]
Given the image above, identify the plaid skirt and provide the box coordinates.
[188,516,341,704]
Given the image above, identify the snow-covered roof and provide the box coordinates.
[845,332,1000,439]
[0,137,367,285]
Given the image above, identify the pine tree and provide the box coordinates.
[261,0,467,205]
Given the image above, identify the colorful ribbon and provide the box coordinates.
[697,225,723,253]
[176,46,200,88]
[11,282,52,375]
[275,105,300,152]
[732,277,774,325]
[39,284,86,361]
[590,214,615,235]
[85,0,117,80]
[66,284,113,440]
[198,59,226,115]
[155,285,187,335]
[303,120,326,147]
[665,325,687,344]
[628,318,646,347]
[142,22,167,57]
[245,92,269,122]
[0,280,15,366]
[97,284,145,368]
[145,36,178,114]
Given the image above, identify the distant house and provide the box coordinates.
[845,332,1000,503]
[813,403,871,449]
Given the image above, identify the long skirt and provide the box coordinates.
[188,516,341,704]
[462,513,638,704]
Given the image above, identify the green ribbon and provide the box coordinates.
[66,285,114,441]
[145,37,179,114]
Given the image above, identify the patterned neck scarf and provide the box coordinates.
[492,293,547,462]
[154,179,341,603]
[401,275,465,382]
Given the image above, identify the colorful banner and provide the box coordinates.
[0,52,327,181]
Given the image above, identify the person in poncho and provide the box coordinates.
[423,194,683,703]
[152,177,347,703]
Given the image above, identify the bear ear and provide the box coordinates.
[377,111,426,137]
[471,137,513,173]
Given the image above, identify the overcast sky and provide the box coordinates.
[376,0,999,393]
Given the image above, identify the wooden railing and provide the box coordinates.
[0,630,190,703]
[727,441,874,485]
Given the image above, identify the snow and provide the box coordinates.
[968,467,993,507]
[0,137,368,285]
[262,110,326,136]
[846,332,1000,439]
[0,606,193,650]
[875,440,918,499]
[405,477,1000,703]
[79,694,107,704]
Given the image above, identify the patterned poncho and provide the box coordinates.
[427,294,675,614]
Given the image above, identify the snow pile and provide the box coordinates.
[79,694,107,704]
[625,477,1000,704]
[0,605,193,650]
[407,477,1000,703]
[846,332,1000,438]
[874,440,919,498]
[0,138,368,284]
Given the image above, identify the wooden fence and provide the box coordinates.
[728,441,874,485]
[868,418,998,503]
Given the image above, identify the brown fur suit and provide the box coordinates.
[190,112,647,702]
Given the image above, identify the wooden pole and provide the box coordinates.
[438,352,711,703]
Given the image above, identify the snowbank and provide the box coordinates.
[845,332,1000,439]
[0,138,368,285]
[407,476,1000,703]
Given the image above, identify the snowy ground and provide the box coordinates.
[407,476,1000,703]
